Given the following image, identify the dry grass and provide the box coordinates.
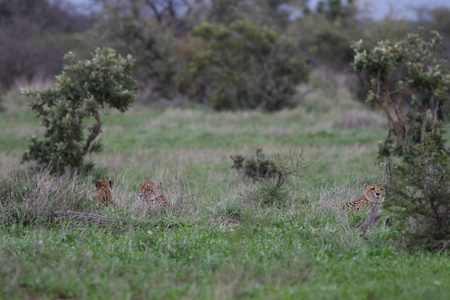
[0,167,93,225]
[109,169,201,219]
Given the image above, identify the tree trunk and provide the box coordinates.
[359,203,383,234]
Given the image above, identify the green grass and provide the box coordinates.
[1,90,449,299]
[1,222,448,299]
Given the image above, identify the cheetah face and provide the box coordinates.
[94,179,115,208]
[363,183,386,203]
[139,181,163,200]
[94,179,114,190]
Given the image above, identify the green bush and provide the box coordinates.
[292,0,359,69]
[94,1,200,102]
[353,30,450,251]
[190,20,310,111]
[349,19,413,102]
[232,149,309,207]
[231,149,280,180]
[384,139,450,252]
[353,30,450,161]
[22,48,136,173]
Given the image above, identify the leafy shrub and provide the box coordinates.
[22,48,136,173]
[384,139,450,252]
[190,20,310,111]
[232,149,309,207]
[349,19,413,102]
[352,30,450,161]
[353,30,450,251]
[95,1,203,103]
[231,149,280,180]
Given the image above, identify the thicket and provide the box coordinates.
[353,30,450,252]
[0,0,91,90]
[190,20,309,111]
[94,0,196,101]
[4,0,450,110]
[22,48,136,173]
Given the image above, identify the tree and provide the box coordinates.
[190,20,309,111]
[207,0,300,29]
[292,0,358,69]
[353,30,450,251]
[353,30,450,161]
[96,0,204,101]
[0,0,92,90]
[316,0,357,24]
[22,48,136,172]
[384,140,450,252]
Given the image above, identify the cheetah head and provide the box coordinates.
[94,179,114,190]
[139,181,163,200]
[363,183,385,203]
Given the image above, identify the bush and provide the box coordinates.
[190,20,310,111]
[95,0,202,102]
[231,149,280,180]
[22,48,136,173]
[231,149,309,207]
[384,139,450,252]
[353,30,450,161]
[353,30,450,251]
[349,19,413,102]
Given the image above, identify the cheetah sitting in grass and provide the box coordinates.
[94,179,116,208]
[345,183,385,211]
[139,181,169,209]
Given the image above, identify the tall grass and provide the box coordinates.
[0,167,93,225]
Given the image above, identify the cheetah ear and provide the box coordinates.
[363,183,367,187]
[94,180,99,190]
[158,182,163,188]
[109,180,114,188]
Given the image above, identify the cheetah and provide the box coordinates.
[345,183,385,211]
[139,181,169,209]
[94,179,116,208]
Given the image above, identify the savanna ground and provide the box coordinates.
[0,85,449,299]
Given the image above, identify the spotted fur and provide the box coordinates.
[139,181,169,209]
[94,179,115,208]
[345,183,385,211]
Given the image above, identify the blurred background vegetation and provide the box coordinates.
[2,0,450,110]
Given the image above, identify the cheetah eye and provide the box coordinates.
[371,187,375,190]
[381,188,384,190]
